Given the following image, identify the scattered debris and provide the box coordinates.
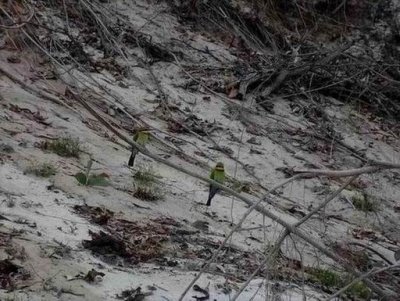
[192,220,209,232]
[249,148,263,155]
[208,145,234,155]
[246,137,261,145]
[7,55,21,64]
[333,243,370,271]
[168,115,222,136]
[287,206,306,218]
[0,259,30,290]
[0,143,14,153]
[192,284,209,301]
[9,104,51,126]
[83,269,105,283]
[116,286,152,301]
[74,205,114,225]
[352,228,378,240]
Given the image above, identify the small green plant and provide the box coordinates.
[309,268,341,287]
[346,280,372,299]
[25,163,57,177]
[309,269,372,299]
[47,137,81,158]
[75,157,109,186]
[133,166,158,185]
[351,192,379,212]
[75,173,109,186]
[133,166,162,201]
[133,185,162,201]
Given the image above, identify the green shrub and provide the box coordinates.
[25,163,57,177]
[47,137,81,158]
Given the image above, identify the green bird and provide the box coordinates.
[206,162,225,206]
[128,129,150,167]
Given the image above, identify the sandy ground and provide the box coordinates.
[0,0,399,300]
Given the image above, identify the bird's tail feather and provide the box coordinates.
[206,185,219,206]
[128,148,139,167]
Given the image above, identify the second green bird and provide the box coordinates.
[128,129,150,167]
[206,162,225,206]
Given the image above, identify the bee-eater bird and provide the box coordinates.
[206,162,225,206]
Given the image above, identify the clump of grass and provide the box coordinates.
[133,166,162,201]
[309,268,341,288]
[351,192,379,212]
[25,163,57,177]
[46,137,81,158]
